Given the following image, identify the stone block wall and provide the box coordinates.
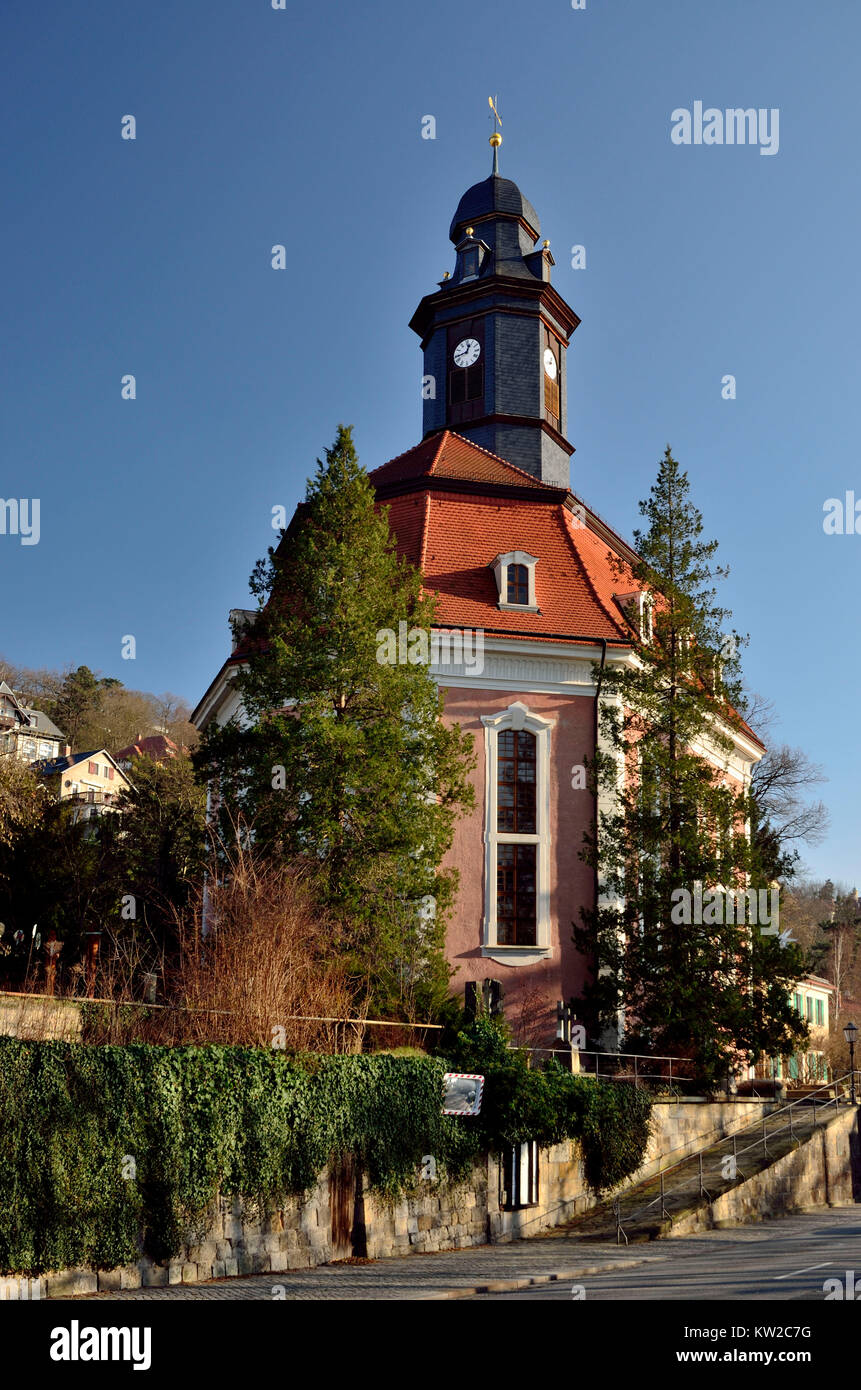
[0,992,81,1042]
[670,1106,860,1236]
[29,1096,780,1297]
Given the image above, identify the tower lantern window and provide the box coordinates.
[462,247,479,280]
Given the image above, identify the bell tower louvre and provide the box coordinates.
[409,123,580,489]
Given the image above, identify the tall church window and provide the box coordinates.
[497,845,536,946]
[497,729,536,834]
[481,704,553,957]
[496,729,537,946]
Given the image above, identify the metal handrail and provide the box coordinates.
[610,1071,856,1242]
[512,1046,697,1089]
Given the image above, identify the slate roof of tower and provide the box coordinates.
[449,175,540,242]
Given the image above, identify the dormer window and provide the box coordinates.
[617,591,653,643]
[455,226,487,284]
[493,552,539,612]
[507,564,528,605]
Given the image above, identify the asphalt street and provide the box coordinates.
[470,1209,861,1300]
[76,1208,861,1302]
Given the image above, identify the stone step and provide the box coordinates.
[559,1110,834,1243]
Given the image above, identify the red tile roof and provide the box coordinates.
[116,734,182,764]
[368,431,560,493]
[202,429,762,750]
[374,431,633,646]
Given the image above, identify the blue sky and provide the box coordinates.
[2,0,858,883]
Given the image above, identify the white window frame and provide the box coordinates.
[492,552,539,612]
[616,590,652,642]
[480,702,553,963]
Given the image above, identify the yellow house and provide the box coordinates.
[36,749,132,822]
[753,974,834,1087]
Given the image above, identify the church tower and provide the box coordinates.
[409,125,581,488]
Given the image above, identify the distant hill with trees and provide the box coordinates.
[0,657,198,756]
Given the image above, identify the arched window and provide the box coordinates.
[481,703,553,959]
[496,729,537,944]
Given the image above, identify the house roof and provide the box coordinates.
[115,734,181,763]
[0,682,65,740]
[21,708,65,740]
[801,974,835,993]
[0,681,31,727]
[370,431,637,647]
[36,749,130,781]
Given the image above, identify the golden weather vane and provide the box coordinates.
[488,95,502,172]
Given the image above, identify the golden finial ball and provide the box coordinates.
[465,227,474,237]
[542,239,551,248]
[489,132,502,148]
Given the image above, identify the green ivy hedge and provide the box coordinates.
[446,1017,653,1192]
[0,1027,652,1276]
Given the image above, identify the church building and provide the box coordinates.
[193,134,764,1044]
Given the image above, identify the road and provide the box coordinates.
[76,1208,861,1301]
[469,1209,861,1300]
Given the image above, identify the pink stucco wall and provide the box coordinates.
[440,687,596,1045]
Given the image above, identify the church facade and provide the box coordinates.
[193,146,764,1044]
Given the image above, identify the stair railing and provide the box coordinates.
[611,1071,857,1244]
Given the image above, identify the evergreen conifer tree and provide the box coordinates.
[197,426,475,1019]
[575,448,807,1087]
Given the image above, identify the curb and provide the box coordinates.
[419,1255,664,1299]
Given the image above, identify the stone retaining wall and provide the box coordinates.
[0,992,81,1043]
[670,1107,860,1236]
[28,1097,776,1298]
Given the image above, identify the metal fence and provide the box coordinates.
[512,1046,696,1091]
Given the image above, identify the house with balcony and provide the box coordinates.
[35,749,132,822]
[0,681,66,763]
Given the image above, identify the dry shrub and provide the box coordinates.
[74,838,360,1051]
[171,845,358,1051]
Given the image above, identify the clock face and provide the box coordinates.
[453,338,481,368]
[543,347,558,380]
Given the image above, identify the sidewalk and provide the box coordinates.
[82,1238,664,1301]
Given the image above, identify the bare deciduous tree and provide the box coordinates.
[752,742,829,848]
